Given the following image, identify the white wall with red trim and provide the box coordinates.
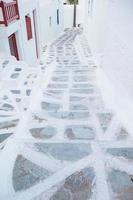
[0,0,64,66]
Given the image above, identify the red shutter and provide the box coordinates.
[25,16,33,40]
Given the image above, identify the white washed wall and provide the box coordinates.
[63,5,81,28]
[83,0,108,65]
[102,0,133,99]
[83,0,133,97]
[0,0,39,67]
[82,0,133,132]
[0,0,64,66]
[18,0,39,66]
[64,5,73,28]
[0,20,23,58]
[0,7,4,21]
[39,0,64,48]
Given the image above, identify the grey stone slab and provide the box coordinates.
[41,102,61,111]
[71,61,80,65]
[34,143,91,161]
[46,90,64,95]
[2,60,9,68]
[74,66,89,71]
[50,167,95,200]
[73,76,92,82]
[26,89,31,96]
[13,155,52,192]
[72,84,93,89]
[11,90,21,94]
[65,125,95,140]
[73,70,91,74]
[14,68,22,72]
[70,89,94,94]
[30,126,57,139]
[63,60,69,64]
[70,96,86,102]
[16,98,21,102]
[117,128,129,140]
[48,111,90,120]
[52,76,69,82]
[10,73,19,79]
[106,148,133,160]
[108,169,133,200]
[70,104,89,111]
[32,115,46,123]
[42,92,58,99]
[0,119,19,129]
[97,113,113,132]
[0,115,11,118]
[0,103,14,111]
[54,70,69,75]
[48,84,68,89]
[2,95,8,100]
[0,133,13,143]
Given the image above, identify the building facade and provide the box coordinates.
[0,0,64,66]
[39,0,64,48]
[80,0,133,133]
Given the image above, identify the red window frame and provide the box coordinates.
[8,33,19,60]
[25,16,33,40]
[57,9,59,25]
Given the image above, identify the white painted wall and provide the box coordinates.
[82,0,108,64]
[63,4,82,28]
[17,0,40,66]
[0,20,23,58]
[102,0,133,99]
[0,7,4,21]
[64,5,73,28]
[39,0,64,48]
[0,0,64,66]
[0,0,39,67]
[81,0,133,132]
[82,0,133,98]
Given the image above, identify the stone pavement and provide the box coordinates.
[0,28,133,200]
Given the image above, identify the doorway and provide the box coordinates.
[8,33,19,60]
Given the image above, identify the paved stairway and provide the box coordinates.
[0,28,133,200]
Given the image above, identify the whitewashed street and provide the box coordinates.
[0,29,133,200]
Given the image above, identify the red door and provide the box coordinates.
[8,33,19,60]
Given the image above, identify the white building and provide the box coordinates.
[63,0,88,29]
[0,0,64,66]
[39,0,64,48]
[80,0,133,132]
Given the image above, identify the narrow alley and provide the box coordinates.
[0,29,133,200]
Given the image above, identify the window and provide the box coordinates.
[88,0,93,16]
[25,15,33,40]
[57,9,59,25]
[8,33,19,60]
[49,16,52,27]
